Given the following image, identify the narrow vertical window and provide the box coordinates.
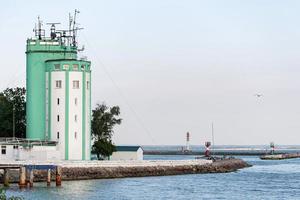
[75,132,77,139]
[1,146,6,155]
[56,80,62,88]
[57,132,60,139]
[57,98,60,105]
[75,115,77,122]
[75,98,78,105]
[87,81,89,89]
[73,80,79,89]
[57,115,60,122]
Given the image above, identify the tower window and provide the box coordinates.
[81,65,85,70]
[56,80,62,88]
[75,98,78,105]
[57,98,60,105]
[87,81,89,89]
[75,132,77,139]
[54,64,60,70]
[75,115,77,122]
[57,115,60,122]
[73,64,79,70]
[57,132,60,139]
[1,146,6,155]
[63,64,69,70]
[73,80,79,89]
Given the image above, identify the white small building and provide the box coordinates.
[111,146,143,161]
[0,138,61,161]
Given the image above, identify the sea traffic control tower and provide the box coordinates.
[26,12,91,160]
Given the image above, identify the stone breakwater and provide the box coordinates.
[61,159,250,180]
[0,159,250,183]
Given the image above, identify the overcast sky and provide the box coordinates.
[1,0,300,145]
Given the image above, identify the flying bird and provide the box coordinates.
[254,94,263,98]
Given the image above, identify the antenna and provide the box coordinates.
[31,11,84,47]
[38,16,42,39]
[211,122,215,156]
[46,23,61,39]
[33,16,45,40]
[69,13,73,37]
[71,9,83,47]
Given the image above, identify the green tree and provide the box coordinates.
[91,103,122,159]
[0,87,26,138]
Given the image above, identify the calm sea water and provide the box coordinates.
[5,155,300,200]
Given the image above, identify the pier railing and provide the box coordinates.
[0,137,57,146]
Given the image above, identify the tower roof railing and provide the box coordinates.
[0,137,57,146]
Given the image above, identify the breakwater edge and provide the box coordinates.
[0,158,250,183]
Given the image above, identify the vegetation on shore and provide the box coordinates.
[91,103,122,160]
[0,87,26,138]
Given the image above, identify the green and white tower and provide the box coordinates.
[26,13,91,160]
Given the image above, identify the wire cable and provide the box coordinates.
[81,33,157,144]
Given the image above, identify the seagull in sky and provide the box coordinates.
[254,94,263,98]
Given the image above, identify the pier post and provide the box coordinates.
[47,169,51,186]
[3,169,9,187]
[19,167,26,188]
[56,166,62,186]
[29,170,34,187]
[26,169,30,187]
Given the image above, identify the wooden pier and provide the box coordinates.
[0,164,62,188]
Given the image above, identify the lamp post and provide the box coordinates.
[13,103,15,139]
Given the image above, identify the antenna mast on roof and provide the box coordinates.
[70,9,83,47]
[33,16,45,40]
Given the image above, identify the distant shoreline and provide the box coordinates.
[144,149,300,156]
